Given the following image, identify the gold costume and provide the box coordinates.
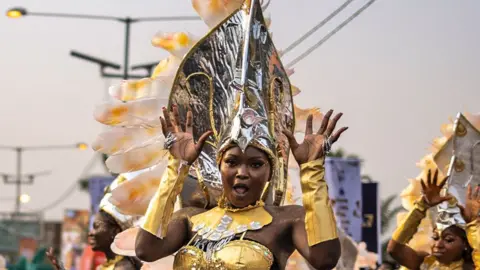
[94,0,339,268]
[173,205,274,269]
[393,113,480,269]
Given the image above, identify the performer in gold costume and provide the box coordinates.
[92,0,350,269]
[388,113,480,270]
[132,0,347,268]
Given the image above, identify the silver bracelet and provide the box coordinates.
[322,136,332,154]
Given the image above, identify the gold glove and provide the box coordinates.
[141,155,190,237]
[466,219,480,269]
[300,158,338,246]
[392,197,429,244]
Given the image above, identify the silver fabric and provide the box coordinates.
[433,113,480,230]
[168,0,294,205]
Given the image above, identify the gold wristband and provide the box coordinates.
[300,158,338,246]
[141,155,190,238]
[391,198,429,244]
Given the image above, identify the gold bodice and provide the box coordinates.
[173,239,273,269]
[173,205,274,269]
[420,256,464,270]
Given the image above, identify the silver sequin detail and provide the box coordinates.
[208,232,222,241]
[193,223,205,232]
[198,227,211,236]
[221,215,233,225]
[216,223,228,233]
[250,221,262,230]
[236,224,248,233]
[223,230,235,238]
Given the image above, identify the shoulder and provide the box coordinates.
[265,205,305,224]
[114,257,141,270]
[173,206,207,220]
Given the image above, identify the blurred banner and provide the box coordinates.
[88,175,115,229]
[361,182,381,263]
[61,209,89,270]
[325,157,363,242]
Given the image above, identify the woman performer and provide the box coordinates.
[388,114,480,270]
[47,177,142,270]
[93,0,348,269]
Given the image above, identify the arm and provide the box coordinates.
[386,197,430,269]
[388,169,450,269]
[135,155,191,262]
[292,158,340,269]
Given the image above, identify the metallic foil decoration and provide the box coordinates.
[433,113,480,230]
[169,0,294,205]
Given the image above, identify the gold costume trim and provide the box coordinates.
[190,205,272,242]
[420,255,464,270]
[392,197,429,244]
[466,219,480,269]
[97,256,123,270]
[300,158,338,246]
[141,155,190,237]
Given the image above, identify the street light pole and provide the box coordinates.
[0,143,87,213]
[6,7,201,80]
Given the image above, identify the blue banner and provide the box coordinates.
[88,175,115,229]
[362,182,381,262]
[324,157,363,242]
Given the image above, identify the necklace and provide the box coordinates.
[220,200,265,213]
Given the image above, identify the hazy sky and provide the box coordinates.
[1,0,479,220]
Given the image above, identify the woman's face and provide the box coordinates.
[431,226,466,264]
[88,212,119,252]
[220,146,271,208]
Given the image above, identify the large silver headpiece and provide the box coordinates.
[433,113,480,230]
[168,0,295,205]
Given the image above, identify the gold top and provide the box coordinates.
[420,256,463,270]
[173,205,274,269]
[96,256,123,270]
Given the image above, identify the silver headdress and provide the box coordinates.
[169,0,295,205]
[433,113,480,230]
[99,175,135,230]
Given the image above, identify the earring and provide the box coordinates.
[260,181,270,202]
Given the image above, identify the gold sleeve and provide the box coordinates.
[391,197,429,244]
[300,158,338,246]
[466,219,480,269]
[141,155,190,238]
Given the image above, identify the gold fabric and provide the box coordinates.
[173,205,274,269]
[467,219,480,269]
[173,240,273,270]
[190,205,272,238]
[96,256,123,270]
[420,256,464,270]
[299,158,338,246]
[392,198,429,244]
[141,155,190,237]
